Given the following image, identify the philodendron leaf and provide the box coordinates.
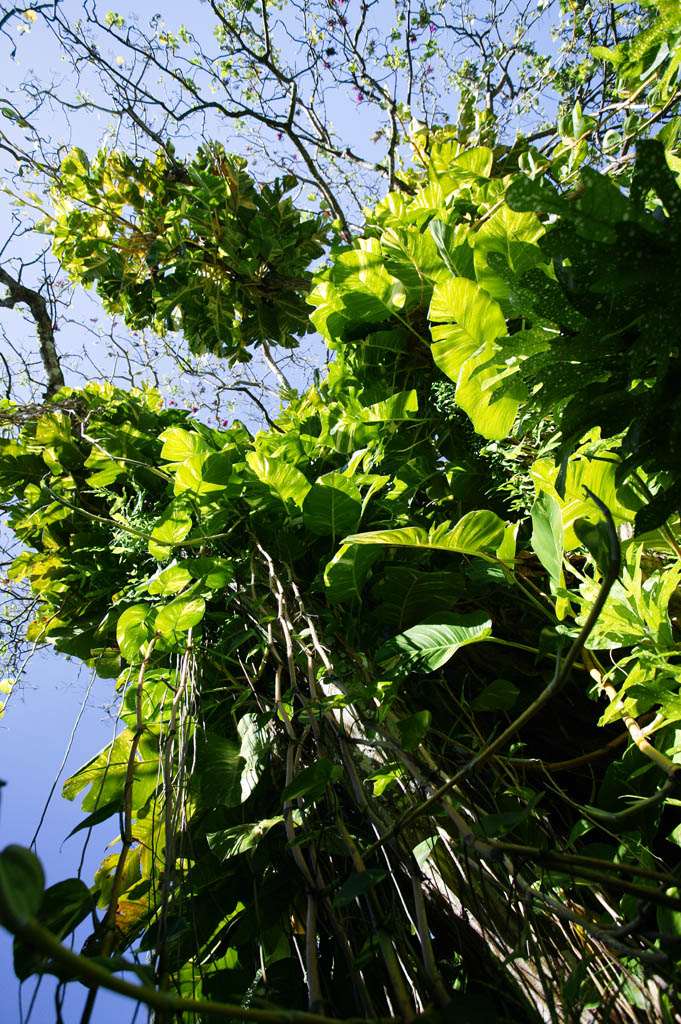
[207,817,284,860]
[472,678,519,712]
[159,427,212,462]
[14,878,93,980]
[395,710,431,750]
[116,603,153,663]
[428,277,519,439]
[531,491,570,619]
[531,491,564,585]
[195,734,245,808]
[323,543,381,603]
[377,611,493,672]
[282,758,343,803]
[184,556,234,590]
[154,595,205,637]
[147,563,192,596]
[333,869,388,908]
[246,453,311,508]
[0,846,44,928]
[345,509,506,557]
[303,471,362,538]
[148,505,192,559]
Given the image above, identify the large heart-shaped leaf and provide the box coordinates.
[303,472,362,538]
[377,612,493,671]
[246,453,311,508]
[344,509,506,557]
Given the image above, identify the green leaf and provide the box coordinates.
[154,595,205,637]
[63,729,160,813]
[530,453,633,550]
[0,846,44,928]
[395,710,431,750]
[148,505,192,559]
[377,612,493,672]
[333,869,388,907]
[363,389,419,422]
[173,452,232,495]
[323,543,381,603]
[333,238,407,324]
[159,427,212,461]
[531,492,564,586]
[14,878,92,980]
[345,509,506,557]
[116,603,153,663]
[429,276,506,352]
[147,563,192,596]
[65,798,121,839]
[282,758,342,803]
[429,277,518,439]
[472,678,519,712]
[246,453,311,508]
[195,734,245,808]
[184,556,234,590]
[207,817,284,860]
[302,472,362,538]
[574,517,613,575]
[412,836,439,868]
[237,713,270,802]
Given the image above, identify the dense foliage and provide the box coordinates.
[49,143,327,363]
[2,4,681,1024]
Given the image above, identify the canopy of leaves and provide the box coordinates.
[49,143,326,362]
[2,8,681,1024]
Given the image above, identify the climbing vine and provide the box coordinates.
[3,45,681,1024]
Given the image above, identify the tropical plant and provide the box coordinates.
[3,105,681,1023]
[3,3,681,1023]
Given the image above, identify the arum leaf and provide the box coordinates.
[303,472,362,538]
[159,427,212,461]
[207,817,284,860]
[0,846,44,927]
[237,713,270,802]
[116,604,152,663]
[333,869,388,907]
[173,452,232,495]
[345,509,505,557]
[247,453,311,508]
[195,734,245,808]
[377,612,493,671]
[155,596,205,637]
[282,758,342,803]
[184,556,234,589]
[412,836,439,868]
[148,564,192,596]
[472,678,519,712]
[323,543,380,603]
[14,878,92,980]
[531,492,564,586]
[395,710,431,750]
[65,798,121,839]
[149,506,192,559]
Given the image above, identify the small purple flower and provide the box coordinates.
[429,24,435,33]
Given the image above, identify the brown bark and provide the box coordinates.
[0,265,65,398]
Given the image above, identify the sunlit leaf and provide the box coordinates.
[377,612,493,671]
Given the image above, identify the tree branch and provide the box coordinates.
[0,266,65,398]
